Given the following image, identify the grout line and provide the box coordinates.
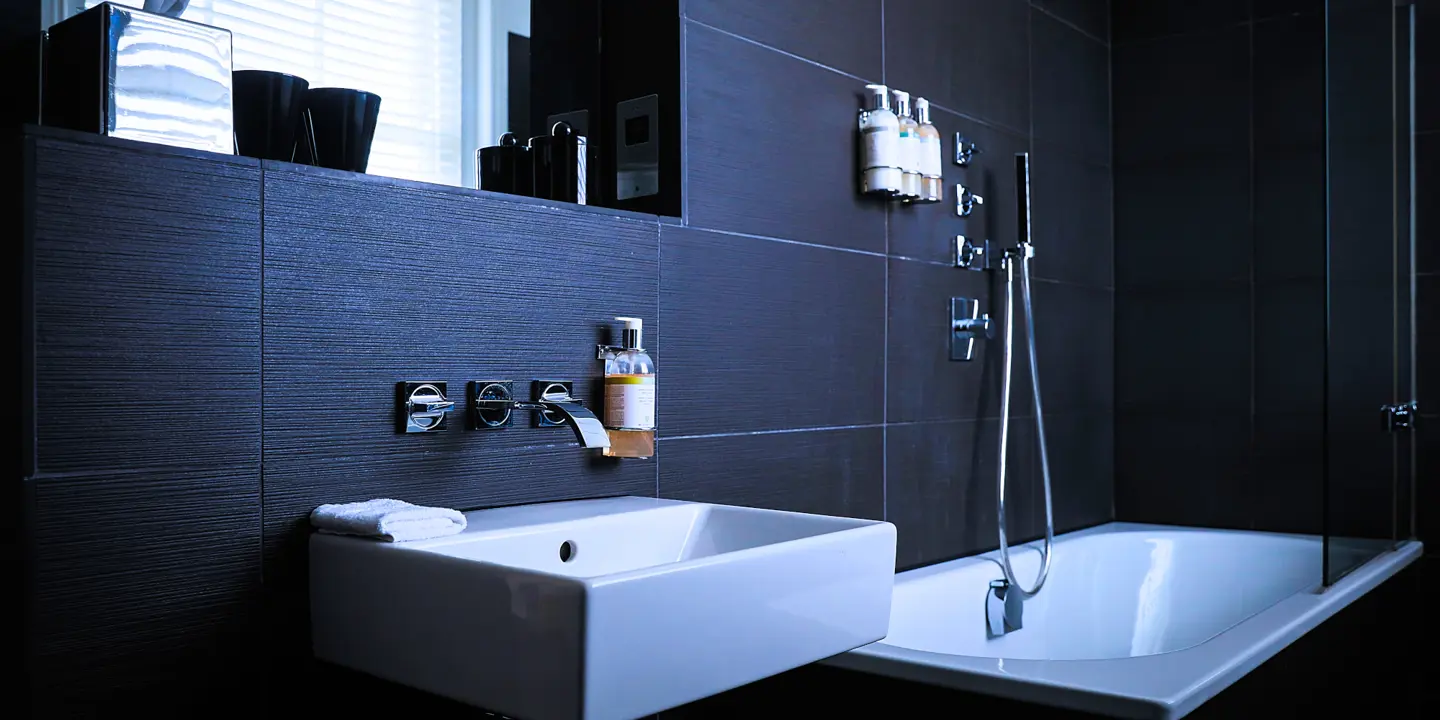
[661,424,886,442]
[685,18,877,84]
[883,191,890,521]
[1028,2,1110,47]
[880,0,886,83]
[681,225,889,258]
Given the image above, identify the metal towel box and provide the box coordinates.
[43,2,234,155]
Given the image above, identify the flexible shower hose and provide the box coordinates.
[996,245,1055,597]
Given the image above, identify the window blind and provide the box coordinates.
[87,0,464,186]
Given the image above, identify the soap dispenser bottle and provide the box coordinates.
[858,84,902,196]
[602,317,655,459]
[914,97,943,203]
[891,89,921,201]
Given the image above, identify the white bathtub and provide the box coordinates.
[827,523,1422,718]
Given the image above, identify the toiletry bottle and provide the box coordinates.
[602,317,655,459]
[914,97,943,203]
[859,84,902,196]
[892,90,921,200]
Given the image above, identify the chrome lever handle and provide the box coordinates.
[956,184,984,217]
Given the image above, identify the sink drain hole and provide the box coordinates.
[559,540,577,562]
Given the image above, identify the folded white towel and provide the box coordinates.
[310,498,467,542]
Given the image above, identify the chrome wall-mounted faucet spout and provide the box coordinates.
[470,380,611,449]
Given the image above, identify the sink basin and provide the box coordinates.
[310,496,896,720]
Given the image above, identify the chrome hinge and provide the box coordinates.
[1381,401,1418,432]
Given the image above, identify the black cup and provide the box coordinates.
[232,70,309,161]
[300,88,382,173]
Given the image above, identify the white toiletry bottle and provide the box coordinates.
[859,84,902,196]
[602,317,655,459]
[914,97,943,203]
[892,89,921,201]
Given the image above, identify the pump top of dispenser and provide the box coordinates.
[863,84,892,112]
[914,97,932,124]
[891,89,912,118]
[615,316,644,350]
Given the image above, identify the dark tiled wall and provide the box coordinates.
[22,0,1115,714]
[1114,0,1430,543]
[1416,0,1438,553]
[1114,0,1304,533]
[674,0,1115,570]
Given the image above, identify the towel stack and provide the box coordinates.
[310,498,466,542]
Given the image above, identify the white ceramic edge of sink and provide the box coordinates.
[375,496,895,588]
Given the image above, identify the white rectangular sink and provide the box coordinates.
[310,496,896,720]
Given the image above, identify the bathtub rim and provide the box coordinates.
[826,522,1422,720]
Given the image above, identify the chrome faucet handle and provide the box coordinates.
[399,382,455,433]
[956,184,984,217]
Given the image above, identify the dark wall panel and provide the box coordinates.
[30,136,262,474]
[887,257,1029,425]
[1032,10,1111,166]
[884,0,1031,133]
[684,22,885,252]
[29,468,262,716]
[659,224,885,436]
[260,166,660,547]
[685,0,882,80]
[659,428,884,519]
[887,418,1036,569]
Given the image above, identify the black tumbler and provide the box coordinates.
[530,122,587,204]
[300,87,382,173]
[232,70,309,161]
[478,132,533,196]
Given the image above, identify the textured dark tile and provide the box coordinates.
[1254,147,1326,283]
[1035,0,1110,42]
[1324,409,1399,541]
[1116,283,1251,414]
[1418,414,1438,548]
[1115,412,1252,528]
[260,168,659,564]
[1326,279,1400,417]
[1419,1,1440,133]
[888,418,1037,569]
[1114,157,1251,288]
[888,111,1029,264]
[1033,11,1111,166]
[884,0,1030,132]
[1042,413,1114,533]
[658,427,883,519]
[1418,133,1438,275]
[1254,10,1325,151]
[1254,279,1325,415]
[28,468,262,715]
[1419,275,1439,419]
[29,136,261,474]
[1252,412,1324,535]
[685,21,885,251]
[887,257,1030,423]
[1113,27,1250,165]
[661,225,885,435]
[1033,282,1113,414]
[1029,145,1113,287]
[686,0,882,80]
[1111,0,1249,43]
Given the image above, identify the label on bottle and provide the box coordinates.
[604,374,656,429]
[899,128,919,174]
[919,135,942,178]
[861,127,901,171]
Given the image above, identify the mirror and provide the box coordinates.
[48,0,680,215]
